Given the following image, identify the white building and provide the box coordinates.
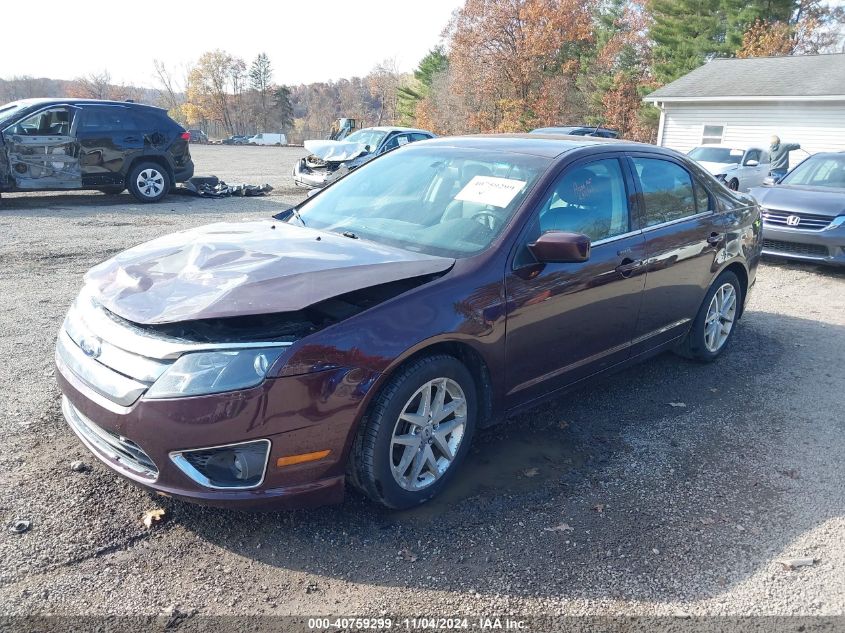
[644,54,845,160]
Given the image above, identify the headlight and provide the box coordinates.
[146,348,285,399]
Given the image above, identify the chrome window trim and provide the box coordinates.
[640,211,713,234]
[590,228,643,248]
[169,439,271,490]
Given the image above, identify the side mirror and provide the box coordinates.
[762,176,776,186]
[528,231,590,263]
[745,159,759,167]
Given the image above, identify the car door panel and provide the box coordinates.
[78,106,143,186]
[2,106,81,190]
[504,155,647,407]
[626,153,724,353]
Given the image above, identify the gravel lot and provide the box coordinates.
[0,145,843,624]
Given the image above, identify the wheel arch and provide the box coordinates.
[719,260,749,318]
[125,154,174,184]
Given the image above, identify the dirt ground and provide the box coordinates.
[0,145,843,624]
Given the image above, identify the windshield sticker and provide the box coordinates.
[455,176,527,208]
[397,136,409,146]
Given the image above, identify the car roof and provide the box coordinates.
[366,126,433,134]
[532,125,616,132]
[692,144,760,150]
[6,97,166,113]
[417,133,654,159]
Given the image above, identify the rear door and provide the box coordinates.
[625,153,724,353]
[504,154,647,407]
[2,105,82,190]
[77,105,143,186]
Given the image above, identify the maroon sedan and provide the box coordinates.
[56,135,762,509]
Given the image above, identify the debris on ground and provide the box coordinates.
[142,508,167,529]
[305,581,319,594]
[398,548,418,562]
[544,522,574,533]
[175,176,273,198]
[523,467,540,478]
[668,402,687,408]
[9,519,31,534]
[69,460,87,472]
[777,557,817,570]
[592,504,605,513]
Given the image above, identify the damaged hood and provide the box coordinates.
[697,161,738,176]
[84,221,454,325]
[304,139,368,162]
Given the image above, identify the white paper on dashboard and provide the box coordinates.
[454,176,527,208]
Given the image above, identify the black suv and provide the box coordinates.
[0,98,194,203]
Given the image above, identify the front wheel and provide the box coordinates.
[127,162,170,203]
[349,355,477,509]
[675,271,742,361]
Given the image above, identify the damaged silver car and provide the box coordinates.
[293,126,435,189]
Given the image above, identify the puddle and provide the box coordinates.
[394,423,586,521]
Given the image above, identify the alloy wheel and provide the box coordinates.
[704,283,737,352]
[136,168,165,198]
[389,377,467,491]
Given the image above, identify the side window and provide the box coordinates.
[381,134,411,152]
[631,157,697,226]
[410,133,431,142]
[693,178,713,213]
[744,149,761,165]
[80,106,137,132]
[10,107,75,136]
[537,158,630,242]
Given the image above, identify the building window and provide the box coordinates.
[702,124,724,145]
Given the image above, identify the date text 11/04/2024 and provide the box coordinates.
[307,618,526,630]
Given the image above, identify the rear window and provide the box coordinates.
[80,106,138,132]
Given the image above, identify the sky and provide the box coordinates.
[1,0,464,87]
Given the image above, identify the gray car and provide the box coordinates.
[293,126,435,189]
[750,152,845,265]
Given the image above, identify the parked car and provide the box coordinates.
[56,135,761,510]
[186,129,208,144]
[531,126,619,138]
[750,152,845,265]
[293,126,435,188]
[0,98,194,203]
[687,145,770,192]
[249,133,287,146]
[222,135,250,145]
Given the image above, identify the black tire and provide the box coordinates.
[127,162,170,203]
[348,355,477,509]
[674,270,742,362]
[97,186,125,195]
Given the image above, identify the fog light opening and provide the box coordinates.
[170,439,270,490]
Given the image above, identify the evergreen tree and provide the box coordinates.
[249,53,273,129]
[273,85,294,131]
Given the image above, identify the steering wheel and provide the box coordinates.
[470,210,499,231]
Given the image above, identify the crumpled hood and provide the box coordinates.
[697,161,738,176]
[749,186,845,218]
[84,221,454,325]
[303,139,368,162]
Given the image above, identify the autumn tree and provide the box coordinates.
[186,50,243,135]
[250,53,273,130]
[369,58,403,125]
[445,0,595,132]
[398,48,449,124]
[737,1,845,57]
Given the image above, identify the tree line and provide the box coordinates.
[1,0,842,143]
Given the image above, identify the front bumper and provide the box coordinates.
[761,222,845,266]
[54,296,379,509]
[292,158,331,189]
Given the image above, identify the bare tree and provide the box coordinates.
[69,70,113,99]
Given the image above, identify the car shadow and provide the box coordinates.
[169,310,844,604]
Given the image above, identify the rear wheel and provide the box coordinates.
[349,355,477,509]
[127,162,170,203]
[675,271,742,362]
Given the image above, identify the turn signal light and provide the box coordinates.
[276,449,331,468]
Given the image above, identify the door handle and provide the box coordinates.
[707,232,725,245]
[615,257,643,276]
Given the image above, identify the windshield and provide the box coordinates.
[292,146,551,258]
[343,128,387,150]
[688,147,743,164]
[781,155,845,189]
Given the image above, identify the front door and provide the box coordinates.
[504,155,647,407]
[735,148,769,191]
[78,105,144,186]
[2,105,81,190]
[625,153,724,352]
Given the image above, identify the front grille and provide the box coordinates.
[62,397,158,480]
[762,239,829,258]
[762,209,832,231]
